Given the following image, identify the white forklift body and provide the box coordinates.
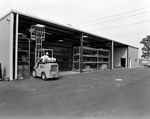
[32,49,59,80]
[33,63,59,80]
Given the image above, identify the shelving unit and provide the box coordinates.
[73,46,110,71]
[17,36,30,77]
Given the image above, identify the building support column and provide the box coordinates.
[127,46,129,68]
[15,13,19,79]
[111,41,114,69]
[10,13,14,81]
[80,33,83,73]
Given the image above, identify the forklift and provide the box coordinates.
[31,25,59,80]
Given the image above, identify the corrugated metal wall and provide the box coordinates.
[0,13,14,80]
[128,46,139,68]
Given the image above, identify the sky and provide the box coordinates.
[0,0,150,57]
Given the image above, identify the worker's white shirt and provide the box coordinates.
[40,55,49,62]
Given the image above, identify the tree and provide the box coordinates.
[140,35,150,58]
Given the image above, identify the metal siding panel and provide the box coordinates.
[128,47,138,68]
[0,13,13,79]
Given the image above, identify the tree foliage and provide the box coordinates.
[140,35,150,58]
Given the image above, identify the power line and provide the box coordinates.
[110,28,150,37]
[75,6,150,26]
[90,19,150,32]
[110,30,150,38]
[77,11,150,27]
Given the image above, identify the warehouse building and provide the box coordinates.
[0,10,138,80]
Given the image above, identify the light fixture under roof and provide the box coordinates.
[83,35,88,38]
[35,24,45,28]
[58,39,64,42]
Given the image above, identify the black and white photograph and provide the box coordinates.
[0,0,150,119]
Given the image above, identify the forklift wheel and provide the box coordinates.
[32,70,37,78]
[41,72,47,80]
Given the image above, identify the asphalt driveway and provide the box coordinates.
[0,67,150,119]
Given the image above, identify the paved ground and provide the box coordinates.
[0,67,150,119]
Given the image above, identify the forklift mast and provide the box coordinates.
[30,25,45,64]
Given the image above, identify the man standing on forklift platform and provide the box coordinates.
[40,52,50,63]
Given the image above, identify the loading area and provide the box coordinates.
[0,10,138,80]
[0,67,150,118]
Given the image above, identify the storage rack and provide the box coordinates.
[73,46,110,71]
[17,36,30,77]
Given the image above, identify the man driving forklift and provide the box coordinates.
[40,52,50,63]
[39,51,56,64]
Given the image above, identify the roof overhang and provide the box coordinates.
[1,10,138,49]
